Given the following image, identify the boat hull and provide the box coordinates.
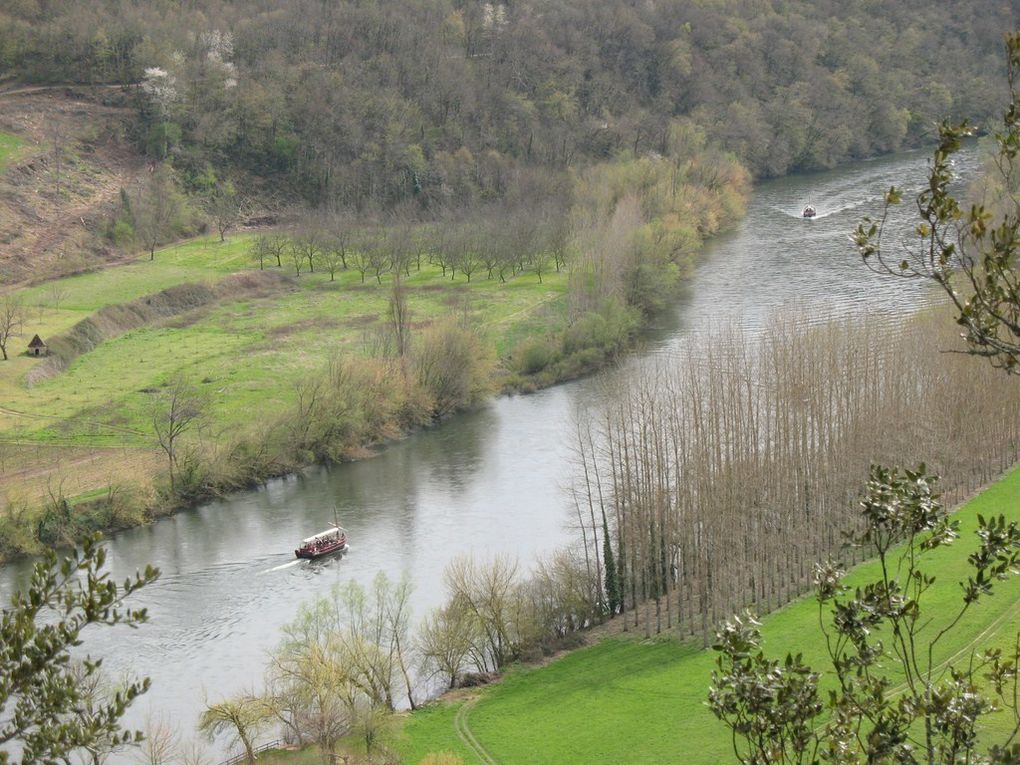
[294,539,347,559]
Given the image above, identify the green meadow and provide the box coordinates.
[0,234,568,452]
[395,466,1020,764]
[0,132,26,172]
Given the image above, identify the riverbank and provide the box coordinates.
[240,463,1020,765]
[0,155,748,561]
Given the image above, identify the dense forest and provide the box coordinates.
[0,0,1015,210]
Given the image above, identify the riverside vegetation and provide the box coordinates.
[0,0,1014,555]
[177,308,1020,765]
[0,142,748,560]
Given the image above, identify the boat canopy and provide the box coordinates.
[302,527,345,544]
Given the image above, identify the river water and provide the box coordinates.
[0,145,979,755]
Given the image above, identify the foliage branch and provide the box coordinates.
[709,465,1020,765]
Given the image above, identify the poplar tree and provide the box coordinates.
[602,511,620,615]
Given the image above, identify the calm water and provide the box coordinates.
[0,145,978,755]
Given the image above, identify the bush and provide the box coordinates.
[561,299,637,357]
[514,337,555,375]
[108,218,135,246]
[413,321,493,418]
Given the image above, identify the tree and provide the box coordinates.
[0,295,24,360]
[709,465,1020,765]
[133,165,185,260]
[198,696,272,765]
[319,246,345,281]
[292,232,322,275]
[138,713,179,765]
[854,30,1020,373]
[266,235,288,268]
[69,663,138,765]
[249,235,270,270]
[0,534,159,765]
[206,180,241,242]
[150,377,206,493]
[388,272,411,358]
[417,605,475,690]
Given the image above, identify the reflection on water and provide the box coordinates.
[0,144,977,756]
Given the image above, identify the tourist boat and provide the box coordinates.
[802,205,817,218]
[294,524,348,559]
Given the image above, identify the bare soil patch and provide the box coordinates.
[0,88,150,284]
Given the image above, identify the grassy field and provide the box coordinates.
[394,466,1020,764]
[0,132,27,173]
[0,234,568,505]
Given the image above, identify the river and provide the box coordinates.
[0,144,979,756]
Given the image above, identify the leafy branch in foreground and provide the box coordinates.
[853,30,1020,373]
[709,465,1020,765]
[0,533,160,765]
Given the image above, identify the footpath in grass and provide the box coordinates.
[395,466,1020,765]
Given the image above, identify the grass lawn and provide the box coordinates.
[394,466,1020,764]
[0,132,27,173]
[0,233,569,497]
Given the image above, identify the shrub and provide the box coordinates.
[413,321,493,418]
[514,337,555,375]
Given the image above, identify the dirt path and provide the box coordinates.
[454,698,501,765]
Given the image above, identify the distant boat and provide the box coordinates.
[295,507,348,559]
[294,525,348,559]
[802,206,817,218]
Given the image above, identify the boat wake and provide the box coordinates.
[262,559,303,573]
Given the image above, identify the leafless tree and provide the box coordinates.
[133,165,185,260]
[0,296,25,361]
[293,232,322,274]
[150,377,206,492]
[572,310,1020,644]
[417,604,475,690]
[47,284,69,314]
[137,713,179,765]
[388,272,411,358]
[266,235,288,268]
[249,235,270,270]
[320,247,345,281]
[206,181,241,242]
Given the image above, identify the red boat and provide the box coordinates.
[294,525,348,559]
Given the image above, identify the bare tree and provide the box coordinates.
[417,604,475,689]
[0,296,25,360]
[249,235,270,270]
[47,284,69,314]
[150,377,206,492]
[320,246,345,282]
[69,663,136,765]
[444,555,521,670]
[266,235,288,268]
[293,232,322,274]
[288,240,304,276]
[137,713,179,765]
[206,181,241,242]
[388,272,411,358]
[133,165,185,260]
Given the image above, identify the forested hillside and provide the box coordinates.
[0,0,1014,210]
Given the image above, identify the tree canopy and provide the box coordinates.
[0,0,1014,210]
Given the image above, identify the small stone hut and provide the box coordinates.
[27,334,47,357]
